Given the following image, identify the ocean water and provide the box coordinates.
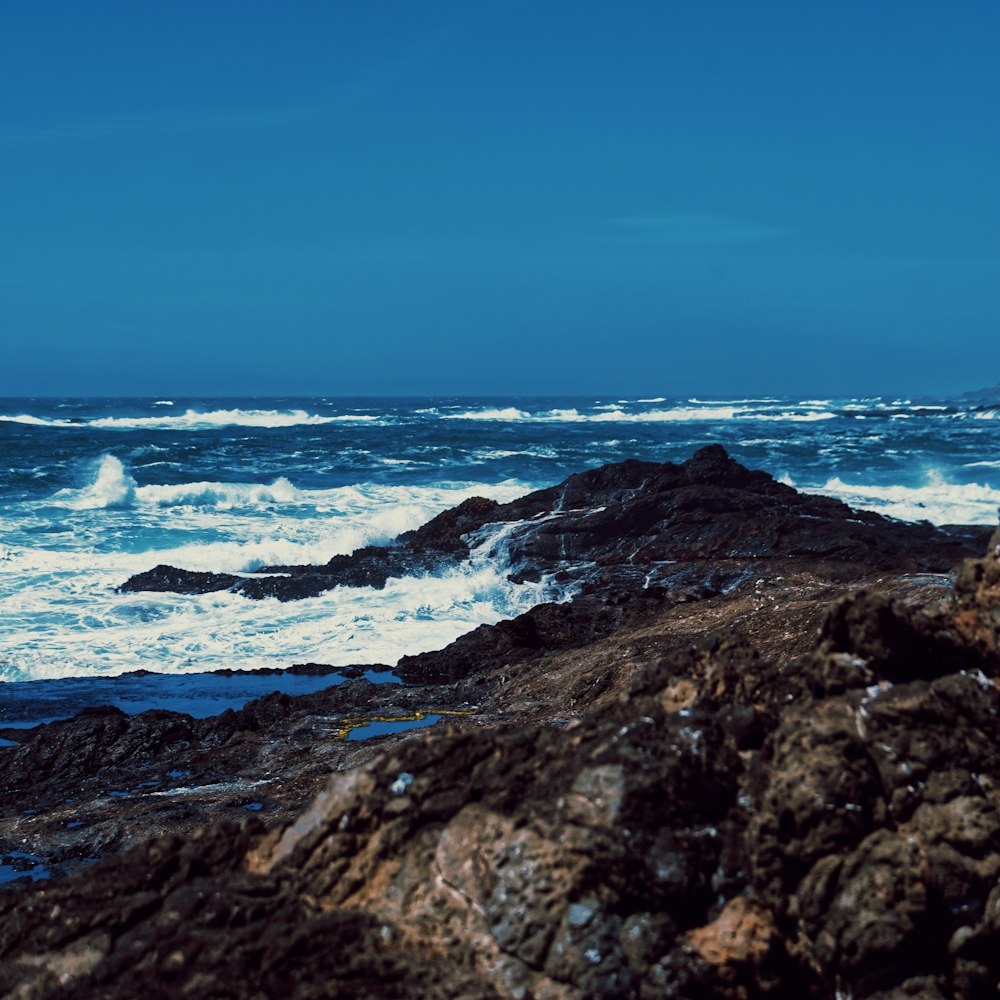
[2,395,999,685]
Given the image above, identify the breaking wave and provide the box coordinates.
[440,405,836,423]
[0,408,382,431]
[1,468,543,680]
[0,414,77,427]
[50,456,530,517]
[0,552,560,682]
[69,455,138,509]
[783,471,1000,525]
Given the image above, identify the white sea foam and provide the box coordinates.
[753,412,837,423]
[49,457,528,518]
[444,405,747,422]
[0,554,560,684]
[140,478,304,509]
[69,455,138,509]
[0,408,381,431]
[378,458,432,467]
[783,471,1000,525]
[474,449,529,459]
[0,414,77,427]
[443,407,533,421]
[87,408,374,429]
[471,448,560,460]
[0,531,556,683]
[0,468,542,681]
[688,397,782,404]
[38,460,534,577]
[438,404,839,423]
[2,508,428,577]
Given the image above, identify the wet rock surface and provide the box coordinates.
[3,450,1000,997]
[118,445,987,601]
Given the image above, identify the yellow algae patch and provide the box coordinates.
[330,709,475,741]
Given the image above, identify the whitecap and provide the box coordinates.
[88,408,366,430]
[0,408,382,430]
[590,406,746,422]
[0,414,76,427]
[63,455,137,510]
[136,477,304,509]
[443,407,532,421]
[753,412,837,423]
[433,403,844,424]
[783,471,1000,525]
[440,405,754,423]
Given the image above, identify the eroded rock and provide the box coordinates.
[4,452,1000,997]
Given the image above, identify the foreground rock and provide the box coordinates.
[4,532,1000,997]
[2,450,1000,997]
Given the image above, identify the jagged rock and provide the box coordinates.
[952,526,1000,656]
[1,660,802,998]
[395,587,677,684]
[5,450,1000,997]
[118,446,989,601]
[118,564,241,594]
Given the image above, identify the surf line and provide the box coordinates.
[329,709,475,741]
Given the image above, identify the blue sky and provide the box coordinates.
[1,1,997,396]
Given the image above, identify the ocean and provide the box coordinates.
[2,395,999,687]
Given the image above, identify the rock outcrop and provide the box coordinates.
[3,451,1000,997]
[119,445,987,601]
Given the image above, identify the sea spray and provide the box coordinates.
[73,455,137,509]
[0,472,540,681]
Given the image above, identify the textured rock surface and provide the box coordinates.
[119,445,987,601]
[3,451,1000,997]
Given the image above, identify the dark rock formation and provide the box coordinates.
[6,536,1000,996]
[4,453,1000,997]
[119,445,988,601]
[395,586,681,684]
[120,564,242,594]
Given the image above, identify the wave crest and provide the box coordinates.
[0,408,382,431]
[71,455,137,509]
[435,404,844,423]
[137,478,303,509]
[89,408,374,430]
[784,471,1000,525]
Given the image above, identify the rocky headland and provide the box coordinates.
[2,446,1000,998]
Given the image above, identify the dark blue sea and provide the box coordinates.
[2,395,999,685]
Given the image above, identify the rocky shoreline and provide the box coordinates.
[2,446,999,997]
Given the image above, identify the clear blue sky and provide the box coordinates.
[2,1,997,396]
